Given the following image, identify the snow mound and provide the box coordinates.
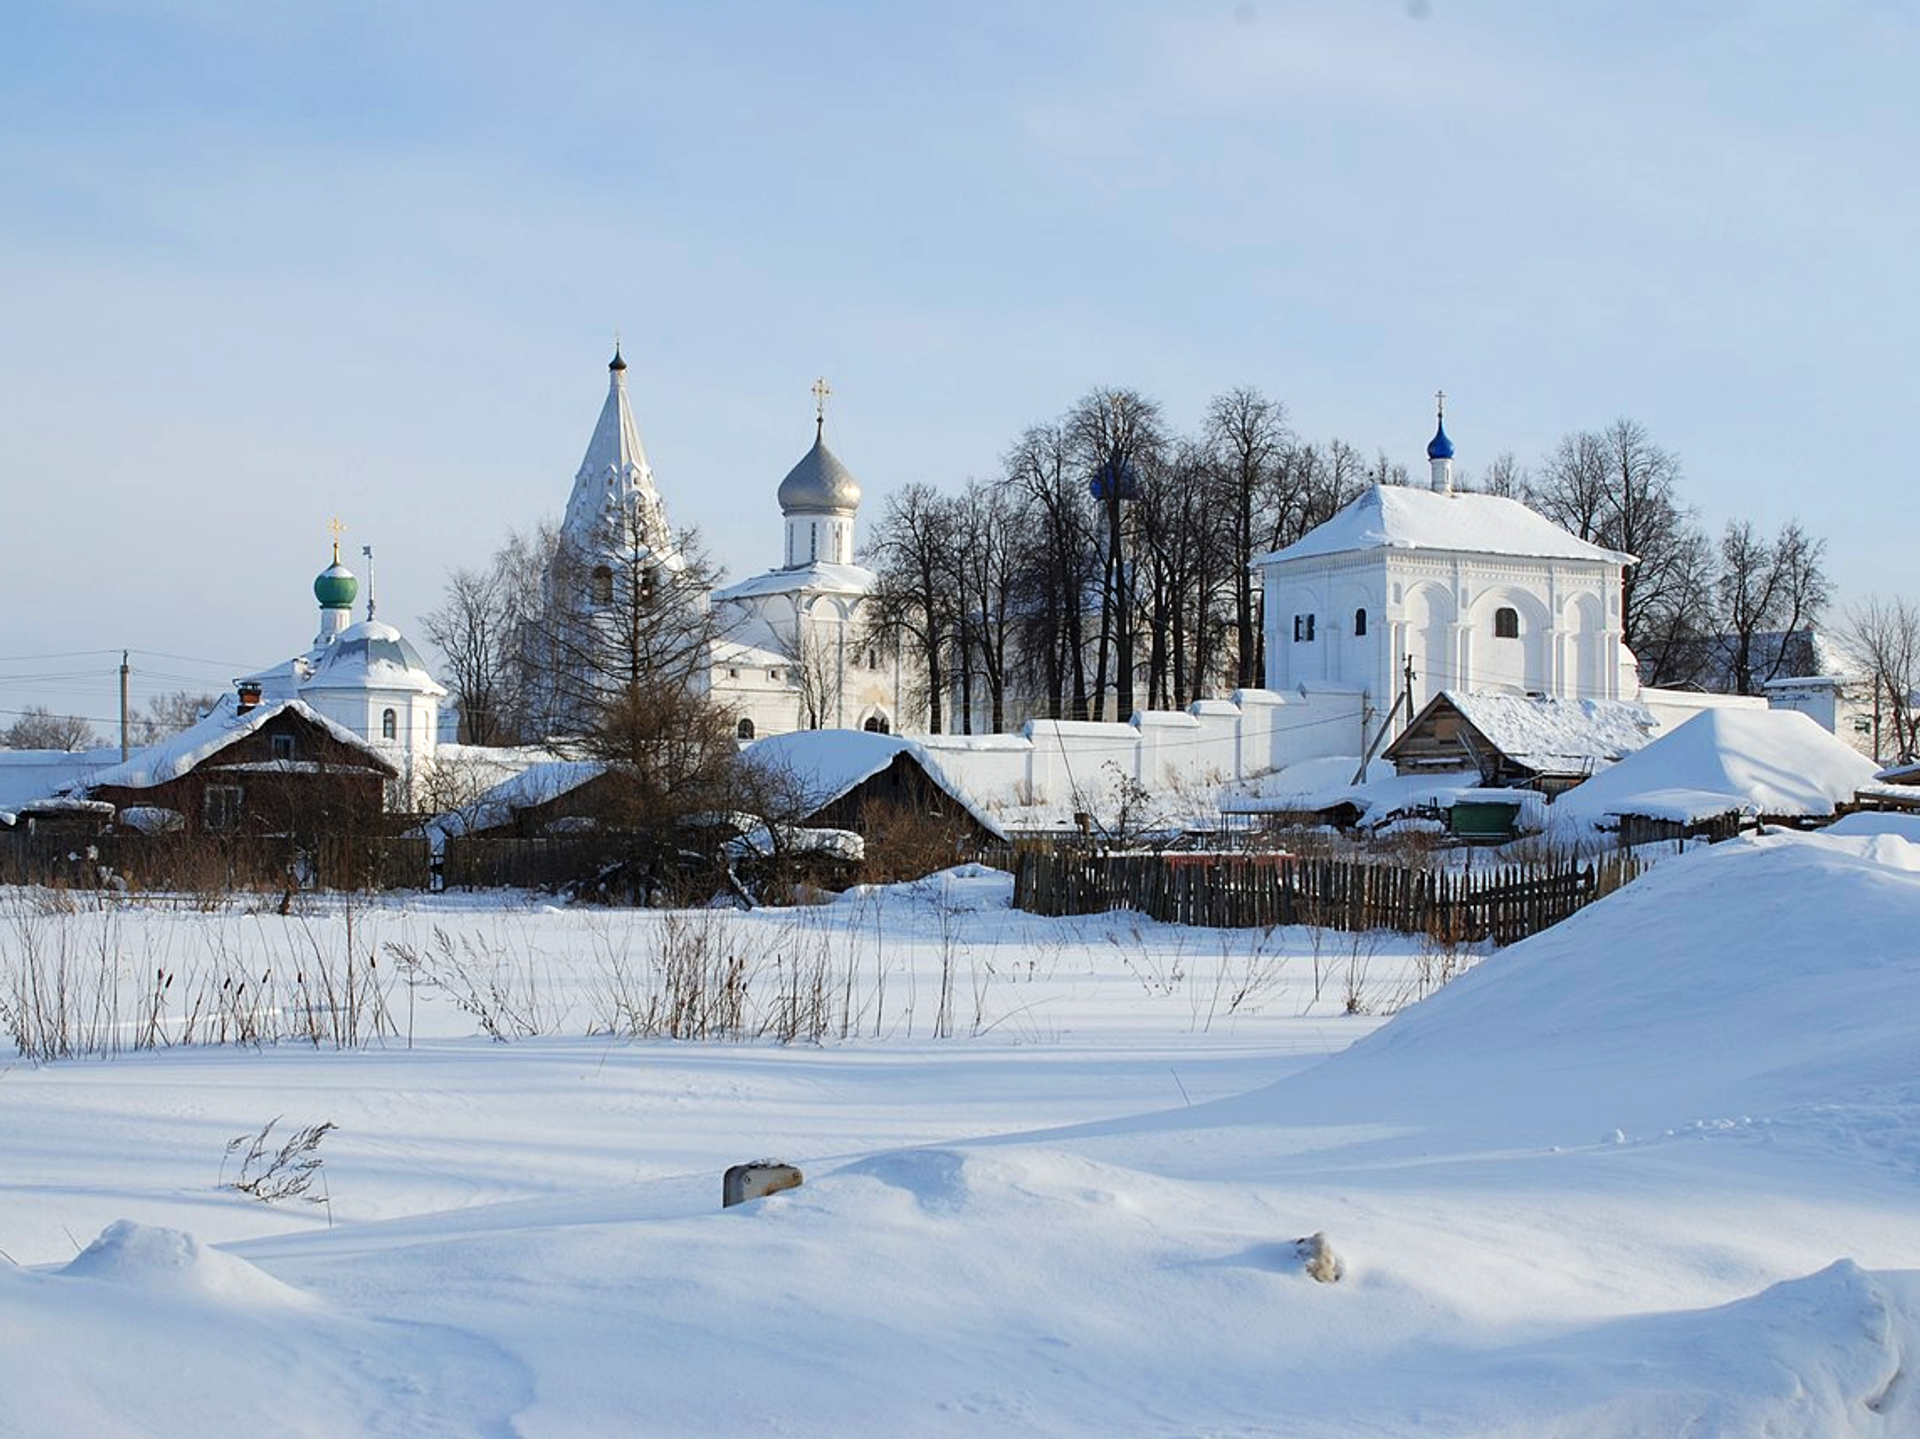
[1262,831,1920,1153]
[61,1220,311,1308]
[1474,1259,1920,1435]
[1555,707,1877,824]
[1826,810,1920,842]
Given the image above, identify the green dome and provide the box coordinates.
[314,561,358,610]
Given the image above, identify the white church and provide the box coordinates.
[1253,400,1638,719]
[554,350,914,741]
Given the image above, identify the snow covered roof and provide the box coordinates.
[1252,484,1634,568]
[1439,692,1662,775]
[300,620,447,696]
[713,561,877,603]
[743,729,1006,839]
[84,699,397,791]
[1554,708,1879,824]
[432,758,610,839]
[0,748,120,818]
[775,429,862,514]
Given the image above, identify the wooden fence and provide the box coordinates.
[1011,848,1643,944]
[0,831,431,893]
[441,835,632,891]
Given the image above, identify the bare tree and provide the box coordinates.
[130,691,218,746]
[1067,387,1167,721]
[865,483,957,733]
[1840,595,1920,762]
[784,616,844,731]
[1201,387,1290,689]
[948,480,1022,734]
[4,706,100,752]
[1715,519,1831,694]
[1530,418,1710,680]
[1002,423,1098,721]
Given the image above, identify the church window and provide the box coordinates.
[1293,614,1316,642]
[271,734,295,762]
[728,667,739,679]
[770,669,782,682]
[591,565,613,606]
[809,524,818,562]
[1494,606,1520,639]
[863,713,891,734]
[1353,609,1368,638]
[204,784,243,833]
[866,648,879,670]
[736,717,755,740]
[640,567,658,604]
[381,708,398,740]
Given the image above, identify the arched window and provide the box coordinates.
[863,713,891,734]
[1494,606,1520,639]
[381,708,398,740]
[1353,608,1368,638]
[591,565,613,605]
[736,717,755,741]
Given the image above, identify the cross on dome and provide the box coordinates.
[812,376,832,435]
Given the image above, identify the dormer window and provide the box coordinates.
[1494,606,1520,639]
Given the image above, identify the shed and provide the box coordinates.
[744,729,1006,844]
[1383,691,1661,794]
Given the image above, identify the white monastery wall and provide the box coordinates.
[924,687,1365,815]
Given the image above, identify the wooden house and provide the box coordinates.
[84,698,396,840]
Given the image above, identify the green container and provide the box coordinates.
[1450,800,1519,841]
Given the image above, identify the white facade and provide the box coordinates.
[1253,433,1633,726]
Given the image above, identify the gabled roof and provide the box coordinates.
[1554,708,1879,823]
[1385,690,1661,779]
[430,758,610,840]
[1252,484,1634,568]
[742,729,1006,839]
[84,699,397,791]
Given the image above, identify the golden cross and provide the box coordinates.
[812,376,832,425]
[328,515,346,561]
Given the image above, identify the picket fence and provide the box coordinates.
[1010,848,1644,944]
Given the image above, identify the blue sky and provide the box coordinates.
[3,0,1915,729]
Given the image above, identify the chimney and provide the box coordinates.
[236,681,263,714]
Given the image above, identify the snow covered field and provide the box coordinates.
[2,832,1917,1436]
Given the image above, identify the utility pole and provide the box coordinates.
[1404,653,1417,729]
[119,650,131,760]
